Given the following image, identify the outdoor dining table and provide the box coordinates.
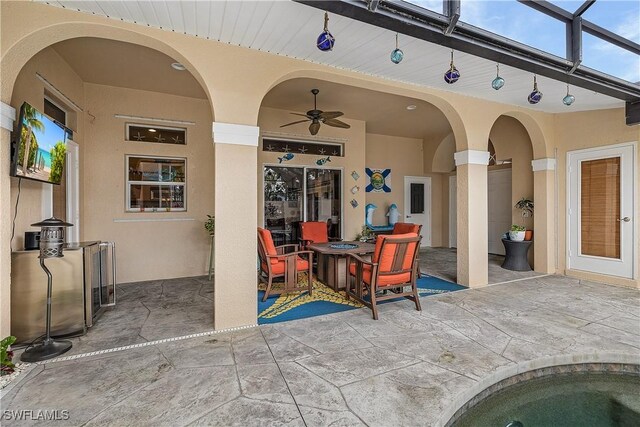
[307,241,376,291]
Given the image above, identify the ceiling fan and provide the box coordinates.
[280,89,350,136]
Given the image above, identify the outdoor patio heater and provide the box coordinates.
[21,217,74,363]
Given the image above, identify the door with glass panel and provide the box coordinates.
[264,166,342,244]
[568,144,635,278]
[306,168,342,239]
[263,166,304,246]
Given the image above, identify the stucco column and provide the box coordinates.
[532,158,556,274]
[455,150,490,287]
[1,102,16,337]
[212,122,259,330]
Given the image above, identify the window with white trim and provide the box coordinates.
[126,155,186,212]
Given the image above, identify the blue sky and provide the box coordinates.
[409,0,640,82]
[28,111,67,153]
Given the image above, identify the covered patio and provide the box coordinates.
[1,0,638,424]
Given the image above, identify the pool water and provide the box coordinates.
[454,372,640,427]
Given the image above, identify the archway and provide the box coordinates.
[4,34,217,343]
[253,75,464,323]
[486,113,553,274]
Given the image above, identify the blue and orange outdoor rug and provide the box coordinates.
[257,274,465,324]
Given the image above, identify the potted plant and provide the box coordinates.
[514,198,534,240]
[509,225,526,241]
[355,225,374,242]
[204,215,215,236]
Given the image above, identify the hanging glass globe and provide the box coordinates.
[563,93,575,106]
[563,85,575,106]
[390,33,403,64]
[444,66,460,84]
[390,48,404,64]
[528,89,543,104]
[317,12,335,51]
[491,64,505,90]
[492,76,505,90]
[444,51,460,84]
[527,75,543,104]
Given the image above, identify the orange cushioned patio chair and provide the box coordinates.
[392,222,422,235]
[299,221,340,249]
[392,222,424,277]
[257,227,313,302]
[346,233,422,320]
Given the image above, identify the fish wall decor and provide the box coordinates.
[278,153,295,163]
[316,156,331,166]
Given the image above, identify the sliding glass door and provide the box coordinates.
[264,166,304,246]
[306,168,342,239]
[263,166,342,245]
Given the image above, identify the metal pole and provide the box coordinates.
[41,258,53,345]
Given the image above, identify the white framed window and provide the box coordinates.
[126,155,186,212]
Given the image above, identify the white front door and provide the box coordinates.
[488,169,512,255]
[404,176,431,247]
[568,143,636,279]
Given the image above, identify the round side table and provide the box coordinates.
[501,239,532,271]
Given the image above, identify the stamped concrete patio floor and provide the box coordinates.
[3,275,639,426]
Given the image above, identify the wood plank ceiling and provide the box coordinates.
[39,0,624,113]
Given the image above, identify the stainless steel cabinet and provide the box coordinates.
[11,241,116,344]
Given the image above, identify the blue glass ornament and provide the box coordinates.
[444,67,460,84]
[563,94,575,106]
[390,34,403,64]
[390,49,404,64]
[492,64,505,90]
[492,76,505,90]
[317,12,335,51]
[444,51,460,84]
[563,85,575,106]
[527,75,543,104]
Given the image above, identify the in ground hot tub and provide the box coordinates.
[447,364,640,427]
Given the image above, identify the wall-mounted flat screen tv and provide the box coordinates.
[10,102,70,185]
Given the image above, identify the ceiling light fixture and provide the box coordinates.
[563,85,575,106]
[492,64,505,90]
[444,50,460,84]
[317,12,335,51]
[171,62,186,71]
[527,75,543,104]
[406,105,417,110]
[148,128,157,133]
[390,33,404,64]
